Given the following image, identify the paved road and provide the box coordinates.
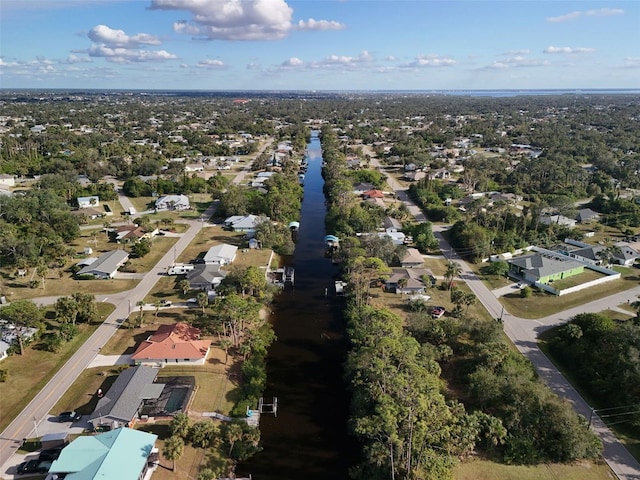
[373,156,640,479]
[0,150,269,472]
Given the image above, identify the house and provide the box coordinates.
[362,189,384,199]
[577,208,601,223]
[0,174,15,187]
[0,340,10,362]
[76,250,129,279]
[508,253,585,284]
[539,214,577,228]
[203,243,238,265]
[403,171,427,182]
[88,366,160,429]
[400,248,425,268]
[77,195,100,209]
[352,182,376,194]
[186,264,227,290]
[383,217,403,231]
[612,243,640,266]
[131,322,211,367]
[113,225,159,243]
[223,214,264,233]
[48,427,157,480]
[155,194,190,211]
[378,229,406,245]
[385,268,434,294]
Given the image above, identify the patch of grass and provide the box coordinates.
[126,236,178,272]
[552,268,607,290]
[0,319,105,432]
[454,457,615,480]
[2,275,138,302]
[500,275,639,319]
[53,366,125,416]
[468,263,512,290]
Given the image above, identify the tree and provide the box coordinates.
[219,338,233,364]
[36,263,47,289]
[169,412,191,439]
[188,420,218,448]
[463,291,477,313]
[486,261,509,278]
[131,238,151,258]
[179,279,191,296]
[0,300,43,354]
[136,300,145,327]
[162,435,184,472]
[55,295,79,325]
[197,291,208,313]
[444,260,463,290]
[153,301,161,321]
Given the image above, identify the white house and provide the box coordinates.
[76,250,129,279]
[0,174,15,188]
[223,214,265,233]
[203,243,238,265]
[155,194,190,211]
[77,196,100,209]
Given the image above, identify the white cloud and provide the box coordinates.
[64,54,92,64]
[88,25,161,47]
[87,45,177,63]
[246,62,262,70]
[484,56,550,69]
[400,54,456,68]
[623,57,640,68]
[547,8,624,22]
[282,57,304,67]
[543,46,596,54]
[297,18,345,31]
[317,50,372,66]
[502,49,531,56]
[384,55,396,61]
[152,0,292,40]
[196,59,226,69]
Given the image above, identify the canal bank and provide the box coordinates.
[238,131,358,479]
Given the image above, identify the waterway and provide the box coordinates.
[238,131,357,479]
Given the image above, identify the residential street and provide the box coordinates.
[373,157,640,480]
[0,142,273,475]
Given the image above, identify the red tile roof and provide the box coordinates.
[131,322,211,361]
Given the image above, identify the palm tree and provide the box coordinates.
[444,260,463,290]
[162,435,184,472]
[136,300,145,327]
[197,292,208,313]
[219,338,232,364]
[153,301,162,321]
[597,245,622,267]
[179,279,191,296]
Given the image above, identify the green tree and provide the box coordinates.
[162,435,184,472]
[136,300,145,326]
[197,292,208,313]
[179,279,191,296]
[444,260,463,290]
[188,420,218,448]
[0,300,43,354]
[169,412,191,439]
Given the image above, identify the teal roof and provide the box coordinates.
[49,427,157,480]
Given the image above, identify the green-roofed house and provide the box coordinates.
[47,427,157,480]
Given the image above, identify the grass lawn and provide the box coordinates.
[499,272,640,319]
[469,262,513,290]
[552,268,608,291]
[454,457,615,480]
[126,236,178,272]
[0,303,114,432]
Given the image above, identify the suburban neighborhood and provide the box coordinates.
[0,90,639,480]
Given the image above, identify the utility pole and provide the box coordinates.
[33,417,38,437]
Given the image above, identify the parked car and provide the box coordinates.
[431,306,446,319]
[160,299,172,306]
[39,446,65,461]
[17,459,51,474]
[57,411,80,423]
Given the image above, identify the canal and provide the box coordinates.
[238,131,357,479]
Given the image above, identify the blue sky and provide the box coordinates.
[1,0,638,90]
